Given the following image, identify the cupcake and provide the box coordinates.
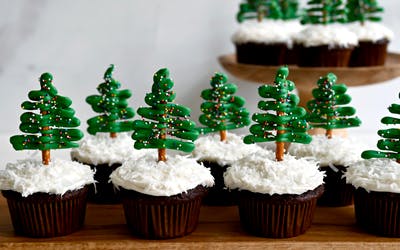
[111,68,214,239]
[194,72,251,205]
[346,94,400,237]
[1,73,95,237]
[346,0,393,66]
[289,73,362,206]
[227,66,324,238]
[233,1,302,65]
[296,1,357,67]
[71,65,139,204]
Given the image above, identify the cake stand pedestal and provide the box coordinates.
[219,53,400,107]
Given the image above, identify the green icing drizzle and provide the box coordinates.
[244,66,311,145]
[86,64,135,135]
[301,0,346,25]
[362,94,400,162]
[10,73,83,151]
[197,72,251,134]
[346,0,383,24]
[306,73,361,131]
[131,68,199,153]
[237,0,283,23]
[279,0,299,20]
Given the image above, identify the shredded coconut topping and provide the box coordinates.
[346,158,400,193]
[294,24,358,48]
[110,153,214,196]
[224,149,324,195]
[192,133,263,166]
[71,133,146,165]
[347,22,394,42]
[288,135,365,166]
[0,158,95,197]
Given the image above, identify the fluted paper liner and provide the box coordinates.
[2,186,88,238]
[238,185,324,238]
[121,185,207,239]
[354,188,400,237]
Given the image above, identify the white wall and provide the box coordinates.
[0,0,399,163]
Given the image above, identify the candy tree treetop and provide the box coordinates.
[237,0,282,23]
[346,0,383,24]
[86,64,135,138]
[362,92,400,163]
[10,73,83,165]
[279,0,299,20]
[198,72,251,141]
[132,68,199,162]
[244,66,311,161]
[301,0,346,25]
[306,73,361,138]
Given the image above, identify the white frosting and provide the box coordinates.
[232,20,303,47]
[71,133,147,166]
[294,24,358,48]
[0,158,95,197]
[347,22,394,42]
[110,154,214,196]
[346,158,400,193]
[288,135,365,166]
[192,133,263,166]
[224,149,324,195]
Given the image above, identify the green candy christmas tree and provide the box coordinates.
[10,73,83,165]
[346,0,383,25]
[244,66,311,161]
[279,0,299,20]
[306,73,361,138]
[132,68,199,162]
[86,64,135,138]
[301,0,346,24]
[237,0,282,23]
[198,72,251,142]
[362,93,400,163]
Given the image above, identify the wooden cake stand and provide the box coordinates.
[219,53,400,107]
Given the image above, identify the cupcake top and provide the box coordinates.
[288,135,365,167]
[110,154,214,196]
[346,158,400,193]
[0,158,95,197]
[224,149,324,195]
[192,133,262,166]
[347,22,394,42]
[232,20,303,47]
[70,133,146,165]
[294,24,358,48]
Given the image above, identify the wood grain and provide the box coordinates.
[2,196,400,249]
[219,53,400,107]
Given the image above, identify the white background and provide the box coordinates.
[0,0,399,166]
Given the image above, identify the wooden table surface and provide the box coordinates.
[1,196,400,249]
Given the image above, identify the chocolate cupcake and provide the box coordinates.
[71,133,147,204]
[289,135,365,207]
[110,154,214,239]
[0,159,94,237]
[224,150,324,238]
[348,22,394,66]
[232,20,303,65]
[346,159,400,237]
[192,133,260,206]
[294,24,358,67]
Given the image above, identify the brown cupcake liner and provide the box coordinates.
[200,161,238,206]
[349,39,388,67]
[235,42,288,66]
[296,45,354,67]
[354,188,400,237]
[238,185,324,238]
[72,158,121,204]
[2,186,89,238]
[120,185,208,239]
[317,165,354,207]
